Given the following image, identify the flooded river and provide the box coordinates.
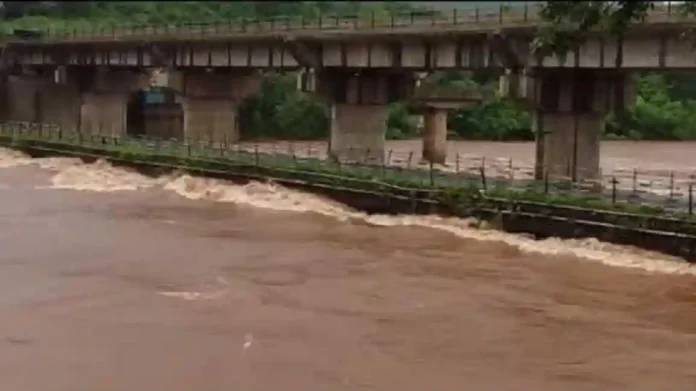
[2,142,696,391]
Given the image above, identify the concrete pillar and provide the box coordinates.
[297,68,316,92]
[539,112,602,181]
[5,74,44,122]
[0,73,6,120]
[184,99,238,143]
[182,70,261,143]
[422,108,448,164]
[39,81,81,132]
[3,69,82,132]
[80,68,149,136]
[81,93,131,136]
[329,104,388,164]
[534,70,615,182]
[320,69,414,164]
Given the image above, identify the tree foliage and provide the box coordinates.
[534,1,694,58]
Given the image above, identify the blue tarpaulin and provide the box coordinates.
[143,91,165,105]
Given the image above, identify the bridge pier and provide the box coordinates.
[315,69,414,164]
[525,70,635,182]
[329,103,389,163]
[179,70,261,143]
[422,108,448,164]
[81,67,151,136]
[3,67,84,131]
[408,79,481,165]
[2,66,262,142]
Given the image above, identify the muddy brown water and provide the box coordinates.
[2,142,696,391]
[237,139,696,197]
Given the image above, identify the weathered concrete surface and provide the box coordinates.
[184,99,238,142]
[182,71,262,142]
[540,112,603,182]
[80,69,149,136]
[2,68,262,141]
[183,71,262,101]
[38,81,81,132]
[142,103,185,140]
[5,74,81,131]
[329,104,388,163]
[5,75,43,122]
[422,108,448,164]
[529,70,634,182]
[81,93,129,136]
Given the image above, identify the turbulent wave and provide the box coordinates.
[1,147,694,275]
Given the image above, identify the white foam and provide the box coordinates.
[157,289,229,301]
[0,147,693,275]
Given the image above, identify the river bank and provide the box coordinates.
[2,128,696,261]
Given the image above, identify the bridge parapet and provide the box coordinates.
[3,3,692,45]
[2,5,538,44]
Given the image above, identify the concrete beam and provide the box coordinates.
[316,69,414,105]
[489,32,527,70]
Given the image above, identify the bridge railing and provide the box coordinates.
[7,3,694,44]
[0,3,553,43]
[3,2,694,44]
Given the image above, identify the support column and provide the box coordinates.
[532,70,620,182]
[182,70,261,143]
[320,69,414,164]
[411,72,481,165]
[330,103,389,163]
[422,108,448,164]
[5,73,44,122]
[40,66,83,133]
[0,72,7,120]
[3,67,83,132]
[80,68,149,136]
[539,111,602,181]
[184,99,238,143]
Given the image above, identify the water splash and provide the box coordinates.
[50,159,171,192]
[0,148,33,168]
[0,147,83,170]
[164,175,355,220]
[0,147,693,275]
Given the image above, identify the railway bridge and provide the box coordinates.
[1,4,695,180]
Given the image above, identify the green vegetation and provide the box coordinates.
[2,123,695,227]
[4,2,696,141]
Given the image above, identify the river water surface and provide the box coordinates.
[2,143,696,391]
